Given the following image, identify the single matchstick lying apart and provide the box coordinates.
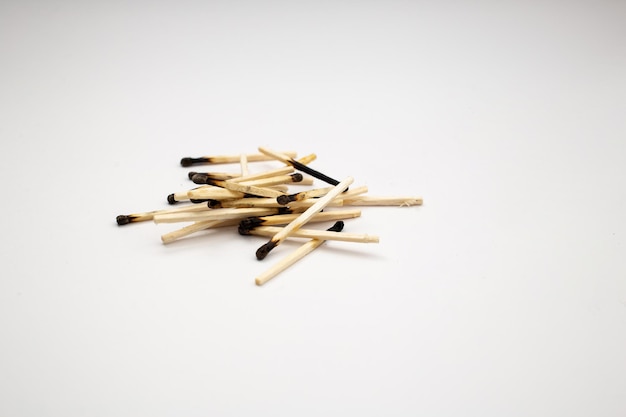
[116,147,423,286]
[254,221,345,286]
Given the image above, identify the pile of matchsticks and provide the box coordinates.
[116,147,422,285]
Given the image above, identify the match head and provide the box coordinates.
[116,215,132,226]
[276,194,296,206]
[206,199,222,209]
[187,171,197,180]
[167,194,177,205]
[291,173,304,182]
[256,240,278,260]
[191,173,211,184]
[239,216,263,232]
[180,157,194,167]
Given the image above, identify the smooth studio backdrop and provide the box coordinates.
[1,1,625,416]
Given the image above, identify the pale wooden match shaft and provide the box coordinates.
[256,176,354,259]
[186,185,288,200]
[228,153,316,184]
[118,201,211,223]
[161,218,239,244]
[343,196,423,206]
[240,154,249,176]
[255,239,326,285]
[204,180,285,198]
[251,209,362,226]
[154,207,286,224]
[241,174,312,187]
[247,226,379,243]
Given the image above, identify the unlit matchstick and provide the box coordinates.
[255,221,344,286]
[255,176,354,260]
[180,151,297,167]
[240,154,249,176]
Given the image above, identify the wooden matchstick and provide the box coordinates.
[180,151,297,167]
[189,176,286,198]
[254,221,344,286]
[116,201,211,225]
[153,207,297,224]
[240,154,249,176]
[239,209,361,230]
[161,218,240,244]
[207,197,344,209]
[255,176,354,260]
[342,196,423,206]
[186,171,239,181]
[241,224,379,243]
[258,147,344,187]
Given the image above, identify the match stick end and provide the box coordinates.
[180,157,193,167]
[276,195,293,205]
[256,240,278,260]
[328,220,345,232]
[187,171,197,180]
[167,194,177,205]
[116,215,131,226]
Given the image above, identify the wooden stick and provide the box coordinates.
[161,218,240,244]
[255,176,354,260]
[242,225,379,243]
[210,197,344,209]
[154,207,293,224]
[239,209,361,229]
[186,171,239,181]
[276,186,334,205]
[240,154,249,176]
[255,221,344,286]
[343,196,423,206]
[258,146,343,187]
[180,151,297,167]
[116,201,210,225]
[190,176,285,198]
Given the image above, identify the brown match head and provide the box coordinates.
[239,216,263,232]
[180,157,194,167]
[256,240,278,260]
[290,173,303,182]
[116,215,132,226]
[191,173,210,184]
[206,199,222,209]
[167,193,177,205]
[187,171,198,180]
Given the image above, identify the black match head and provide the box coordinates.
[327,221,344,232]
[256,240,278,260]
[277,207,293,215]
[276,194,295,206]
[187,171,198,180]
[180,157,193,167]
[239,216,263,232]
[206,199,222,209]
[290,173,303,182]
[167,194,177,205]
[191,173,210,184]
[116,215,131,226]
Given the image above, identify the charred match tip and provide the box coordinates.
[190,198,209,204]
[256,240,278,260]
[276,194,295,205]
[191,173,210,184]
[180,157,194,167]
[239,217,263,232]
[167,194,177,205]
[291,173,303,182]
[187,171,197,180]
[277,207,293,215]
[207,199,222,209]
[328,221,344,232]
[238,223,252,235]
[116,215,132,226]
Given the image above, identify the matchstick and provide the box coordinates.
[153,207,296,224]
[342,196,423,206]
[241,224,379,243]
[240,154,249,176]
[276,186,334,205]
[161,218,240,244]
[239,209,361,230]
[193,173,304,187]
[258,146,344,187]
[189,176,286,198]
[180,151,297,167]
[186,171,239,181]
[254,221,344,286]
[209,196,344,209]
[255,176,354,260]
[116,201,211,225]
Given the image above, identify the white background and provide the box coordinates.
[1,1,625,416]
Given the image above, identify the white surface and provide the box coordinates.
[1,1,625,416]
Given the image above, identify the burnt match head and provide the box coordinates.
[180,157,193,167]
[116,215,132,226]
[327,221,344,232]
[187,171,197,180]
[276,194,296,206]
[191,173,211,184]
[290,173,303,182]
[206,199,222,209]
[256,240,278,260]
[239,216,264,232]
[167,194,177,205]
